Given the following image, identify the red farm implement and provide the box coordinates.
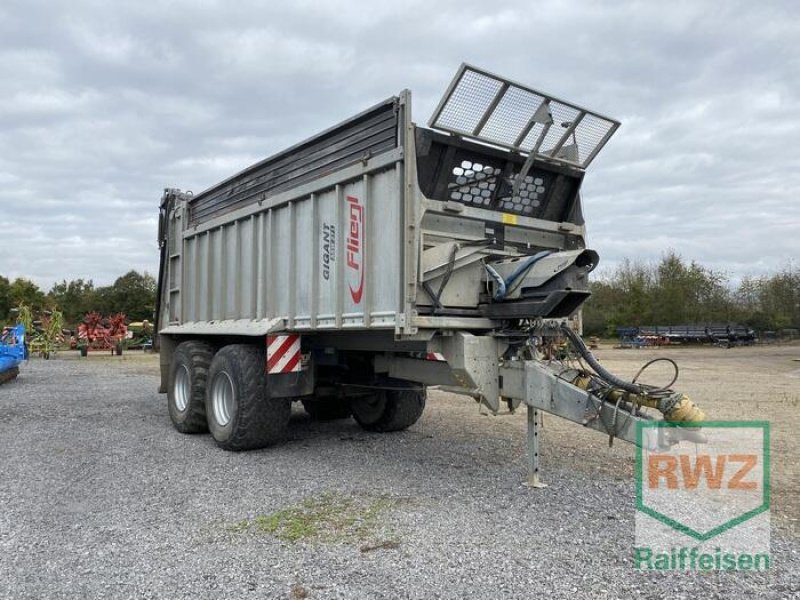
[77,312,128,356]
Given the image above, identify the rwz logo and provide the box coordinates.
[636,421,770,543]
[648,454,758,491]
[346,195,364,304]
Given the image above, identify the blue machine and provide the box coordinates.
[0,323,26,383]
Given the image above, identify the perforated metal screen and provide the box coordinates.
[444,158,556,218]
[429,64,620,169]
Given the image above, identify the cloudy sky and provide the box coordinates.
[1,0,797,290]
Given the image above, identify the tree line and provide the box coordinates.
[0,270,157,327]
[583,252,799,337]
[2,256,797,336]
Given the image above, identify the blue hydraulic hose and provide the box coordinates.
[484,264,506,300]
[495,250,553,300]
[486,250,553,301]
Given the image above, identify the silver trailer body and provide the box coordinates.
[160,96,412,335]
[156,65,706,480]
[158,66,614,341]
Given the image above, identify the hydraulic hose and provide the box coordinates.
[505,250,552,289]
[560,324,644,394]
[484,264,506,300]
[560,323,706,424]
[486,250,552,301]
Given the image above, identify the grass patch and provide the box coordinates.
[228,492,402,547]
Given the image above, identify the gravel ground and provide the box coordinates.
[1,351,798,599]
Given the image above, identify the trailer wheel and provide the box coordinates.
[206,344,291,451]
[351,380,426,432]
[302,396,352,421]
[168,340,214,434]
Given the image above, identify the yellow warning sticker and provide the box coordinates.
[501,213,518,225]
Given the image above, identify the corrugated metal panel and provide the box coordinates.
[181,163,404,331]
[188,98,400,226]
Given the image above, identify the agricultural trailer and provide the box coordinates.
[156,64,705,484]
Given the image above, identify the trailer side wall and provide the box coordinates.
[175,162,405,330]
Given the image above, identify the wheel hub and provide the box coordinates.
[211,371,235,426]
[351,391,386,424]
[174,364,190,412]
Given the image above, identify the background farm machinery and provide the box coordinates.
[616,324,757,348]
[0,323,26,383]
[77,312,128,355]
[16,306,64,359]
[6,307,148,358]
[125,320,154,350]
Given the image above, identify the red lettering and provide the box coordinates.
[648,455,679,489]
[347,251,359,269]
[346,195,364,303]
[649,452,761,490]
[680,455,726,489]
[727,455,758,490]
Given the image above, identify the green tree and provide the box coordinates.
[48,279,97,326]
[651,252,732,324]
[756,268,798,329]
[617,258,655,326]
[583,252,738,336]
[95,271,157,321]
[9,278,46,311]
[0,276,10,322]
[733,266,800,331]
[584,258,657,336]
[653,252,691,323]
[583,279,621,336]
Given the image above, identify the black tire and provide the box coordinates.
[115,343,123,356]
[302,396,352,421]
[205,344,290,451]
[79,346,88,357]
[168,340,214,434]
[0,366,19,384]
[351,380,426,432]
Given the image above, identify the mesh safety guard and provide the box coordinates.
[429,64,620,170]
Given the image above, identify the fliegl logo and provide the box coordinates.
[346,194,364,304]
[634,421,770,572]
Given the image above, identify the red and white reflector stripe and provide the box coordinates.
[266,334,302,374]
[409,351,447,362]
